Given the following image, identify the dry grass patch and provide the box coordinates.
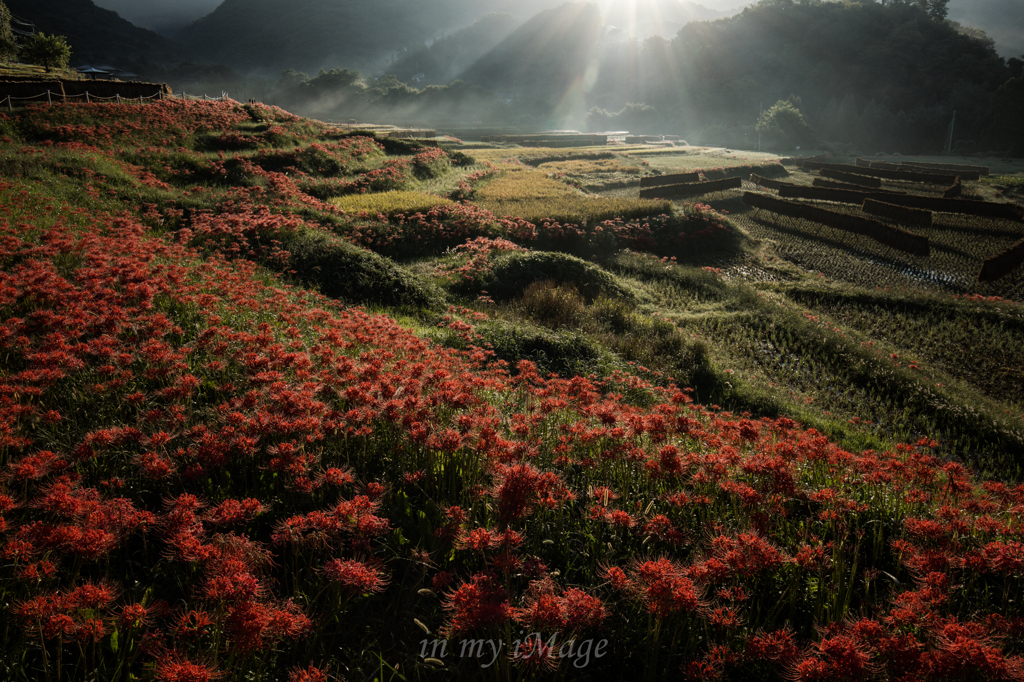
[536,158,642,176]
[473,167,670,224]
[331,190,455,216]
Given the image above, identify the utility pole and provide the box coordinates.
[758,102,762,151]
[946,110,956,155]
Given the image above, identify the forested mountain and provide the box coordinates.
[90,0,220,36]
[387,13,521,86]
[177,0,728,74]
[659,1,1010,153]
[178,0,456,73]
[5,0,184,64]
[462,3,605,100]
[386,1,726,88]
[948,0,1024,59]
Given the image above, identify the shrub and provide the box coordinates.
[513,281,588,328]
[410,147,450,179]
[472,319,612,378]
[279,228,444,309]
[485,251,634,302]
[448,150,476,167]
[609,251,730,302]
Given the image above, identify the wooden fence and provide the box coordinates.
[1,79,173,108]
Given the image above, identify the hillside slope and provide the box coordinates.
[2,98,1024,681]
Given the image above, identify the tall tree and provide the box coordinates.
[19,32,71,72]
[0,1,18,63]
[756,99,819,149]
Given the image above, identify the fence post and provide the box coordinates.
[139,96,143,104]
[46,90,51,106]
[85,92,90,104]
[116,94,121,104]
[5,96,11,112]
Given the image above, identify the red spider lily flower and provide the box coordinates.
[710,532,790,578]
[288,664,332,682]
[683,645,738,681]
[489,462,543,526]
[607,509,636,529]
[794,541,833,572]
[443,571,511,637]
[560,588,608,632]
[320,558,390,595]
[602,565,631,591]
[622,557,702,618]
[515,592,566,631]
[173,610,216,641]
[320,467,354,486]
[75,617,108,643]
[119,601,167,630]
[432,571,455,591]
[706,606,743,629]
[746,627,800,667]
[510,635,560,672]
[64,581,120,610]
[789,634,874,681]
[203,498,267,526]
[223,599,312,654]
[458,527,498,552]
[155,654,224,682]
[590,486,620,506]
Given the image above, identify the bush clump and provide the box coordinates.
[485,251,634,302]
[280,228,444,309]
[473,318,614,378]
